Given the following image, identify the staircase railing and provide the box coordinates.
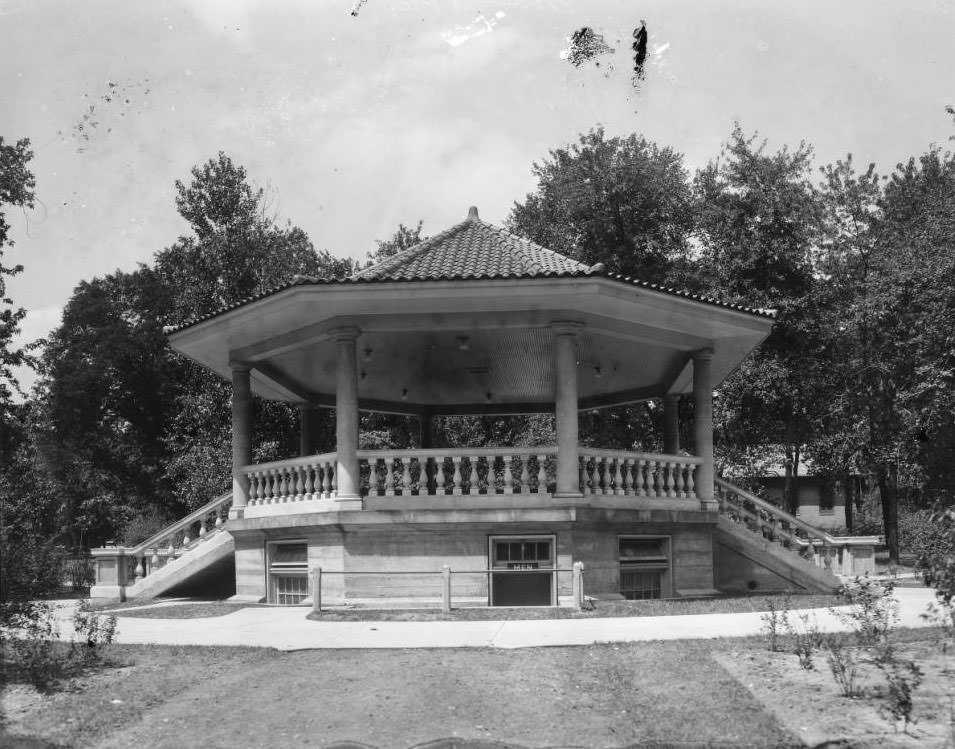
[715,478,881,577]
[90,492,233,599]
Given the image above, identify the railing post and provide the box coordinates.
[572,561,584,610]
[441,565,452,612]
[312,567,322,615]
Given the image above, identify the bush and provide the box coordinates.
[918,504,955,606]
[1,601,117,690]
[120,506,174,546]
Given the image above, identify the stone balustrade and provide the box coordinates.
[90,491,232,599]
[359,448,558,496]
[578,448,702,499]
[715,478,880,577]
[243,447,707,503]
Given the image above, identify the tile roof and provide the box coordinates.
[165,207,777,334]
[351,206,593,281]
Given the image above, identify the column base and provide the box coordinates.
[331,496,364,511]
[699,498,719,512]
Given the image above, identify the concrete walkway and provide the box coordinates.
[51,587,942,651]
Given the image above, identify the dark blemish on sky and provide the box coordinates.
[349,0,368,18]
[60,79,151,154]
[564,27,614,69]
[632,19,648,83]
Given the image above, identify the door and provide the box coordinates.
[489,536,555,606]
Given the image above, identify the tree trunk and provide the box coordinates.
[877,462,900,564]
[783,445,799,516]
[843,471,853,532]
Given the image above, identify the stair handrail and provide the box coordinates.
[127,491,233,557]
[714,478,881,548]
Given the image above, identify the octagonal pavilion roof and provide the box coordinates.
[352,207,594,281]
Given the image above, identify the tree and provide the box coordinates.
[0,136,35,407]
[32,153,353,545]
[693,126,827,515]
[365,221,426,266]
[507,127,695,285]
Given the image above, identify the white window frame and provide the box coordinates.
[267,539,309,605]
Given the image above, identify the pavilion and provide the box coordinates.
[94,207,859,606]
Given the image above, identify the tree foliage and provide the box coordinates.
[507,127,695,285]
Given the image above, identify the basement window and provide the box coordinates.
[268,541,308,605]
[619,536,671,600]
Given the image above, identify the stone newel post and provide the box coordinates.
[231,363,252,518]
[553,322,583,498]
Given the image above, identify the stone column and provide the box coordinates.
[333,326,362,508]
[663,394,680,455]
[693,348,716,510]
[299,404,319,456]
[231,363,252,518]
[553,322,583,498]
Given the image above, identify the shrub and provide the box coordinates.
[834,575,898,647]
[825,636,861,698]
[786,609,825,670]
[760,592,791,652]
[1,601,117,690]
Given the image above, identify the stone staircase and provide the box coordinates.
[714,478,880,593]
[90,492,234,601]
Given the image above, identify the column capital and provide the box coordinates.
[229,361,252,374]
[551,320,584,336]
[329,325,361,342]
[693,347,715,362]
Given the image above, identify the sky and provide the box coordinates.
[2,0,955,392]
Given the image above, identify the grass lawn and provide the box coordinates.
[4,630,952,748]
[2,638,798,749]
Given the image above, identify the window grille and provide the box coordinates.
[268,542,308,605]
[619,536,670,600]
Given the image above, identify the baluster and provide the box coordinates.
[182,526,191,546]
[685,465,696,499]
[469,455,480,494]
[281,468,291,501]
[166,536,175,560]
[674,463,685,498]
[150,549,159,573]
[247,472,258,505]
[294,465,305,500]
[451,456,463,496]
[367,459,378,496]
[644,460,656,497]
[634,459,646,496]
[624,459,635,496]
[519,455,530,494]
[434,456,446,496]
[613,458,624,496]
[134,556,144,580]
[598,457,610,495]
[503,455,514,495]
[579,457,587,495]
[304,462,315,500]
[214,511,223,529]
[666,461,676,498]
[199,517,207,539]
[401,459,413,495]
[384,457,395,497]
[537,454,548,495]
[264,469,275,503]
[330,462,338,497]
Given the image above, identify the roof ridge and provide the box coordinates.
[481,220,590,274]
